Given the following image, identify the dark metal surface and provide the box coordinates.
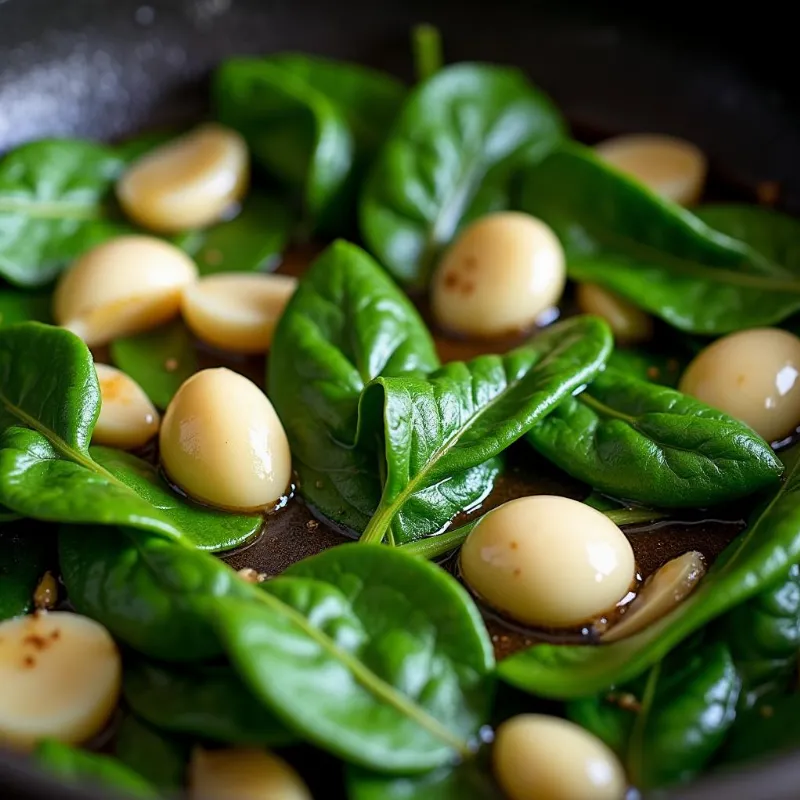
[1,1,799,798]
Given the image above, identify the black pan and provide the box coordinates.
[1,1,799,797]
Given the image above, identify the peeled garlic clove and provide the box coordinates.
[575,283,653,345]
[431,212,566,338]
[92,364,160,449]
[460,496,635,628]
[53,235,198,347]
[679,328,800,444]
[189,747,312,800]
[181,273,297,354]
[159,368,291,512]
[0,612,121,751]
[594,133,707,206]
[603,551,706,642]
[493,714,626,800]
[117,123,249,233]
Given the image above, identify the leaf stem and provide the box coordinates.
[626,659,660,787]
[604,508,669,526]
[359,505,392,545]
[411,24,443,82]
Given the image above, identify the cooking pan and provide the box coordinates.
[1,0,799,797]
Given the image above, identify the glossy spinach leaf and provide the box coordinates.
[720,690,800,767]
[92,447,262,552]
[715,563,800,704]
[361,63,565,287]
[0,140,134,287]
[607,347,685,388]
[214,55,404,231]
[569,641,740,790]
[527,367,782,507]
[269,240,440,535]
[35,739,158,798]
[59,525,252,661]
[499,446,800,698]
[0,290,52,326]
[359,315,613,543]
[347,758,497,799]
[696,204,800,272]
[520,144,800,334]
[212,544,495,773]
[180,191,294,275]
[0,523,53,619]
[110,319,198,410]
[123,657,295,746]
[115,714,189,792]
[0,324,251,550]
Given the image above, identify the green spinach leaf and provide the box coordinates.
[695,204,800,271]
[35,739,158,798]
[110,319,198,410]
[212,544,495,773]
[361,63,565,287]
[569,641,740,790]
[180,191,294,275]
[526,367,782,507]
[498,446,800,699]
[214,55,404,231]
[360,315,613,543]
[123,657,295,746]
[59,525,252,661]
[115,715,189,792]
[0,522,53,619]
[607,347,685,387]
[0,140,134,287]
[0,290,52,326]
[715,563,800,704]
[520,144,800,334]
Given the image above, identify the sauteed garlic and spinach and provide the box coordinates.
[1,25,800,799]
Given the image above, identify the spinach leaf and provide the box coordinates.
[359,315,613,543]
[0,140,133,287]
[526,367,782,507]
[214,55,404,231]
[607,347,685,387]
[0,324,255,550]
[35,739,158,798]
[498,446,800,699]
[269,240,440,535]
[0,523,53,619]
[123,657,295,746]
[0,290,52,326]
[180,191,294,275]
[720,690,800,766]
[110,320,198,410]
[59,525,252,661]
[715,563,800,704]
[91,447,262,552]
[115,715,189,792]
[212,544,495,773]
[695,204,800,272]
[361,63,565,287]
[569,640,740,790]
[520,144,800,334]
[347,758,497,799]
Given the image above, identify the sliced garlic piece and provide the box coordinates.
[117,123,249,233]
[594,133,708,206]
[54,236,198,347]
[189,747,312,800]
[93,364,160,449]
[0,612,121,751]
[576,283,653,345]
[181,273,297,354]
[603,551,706,642]
[160,368,292,512]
